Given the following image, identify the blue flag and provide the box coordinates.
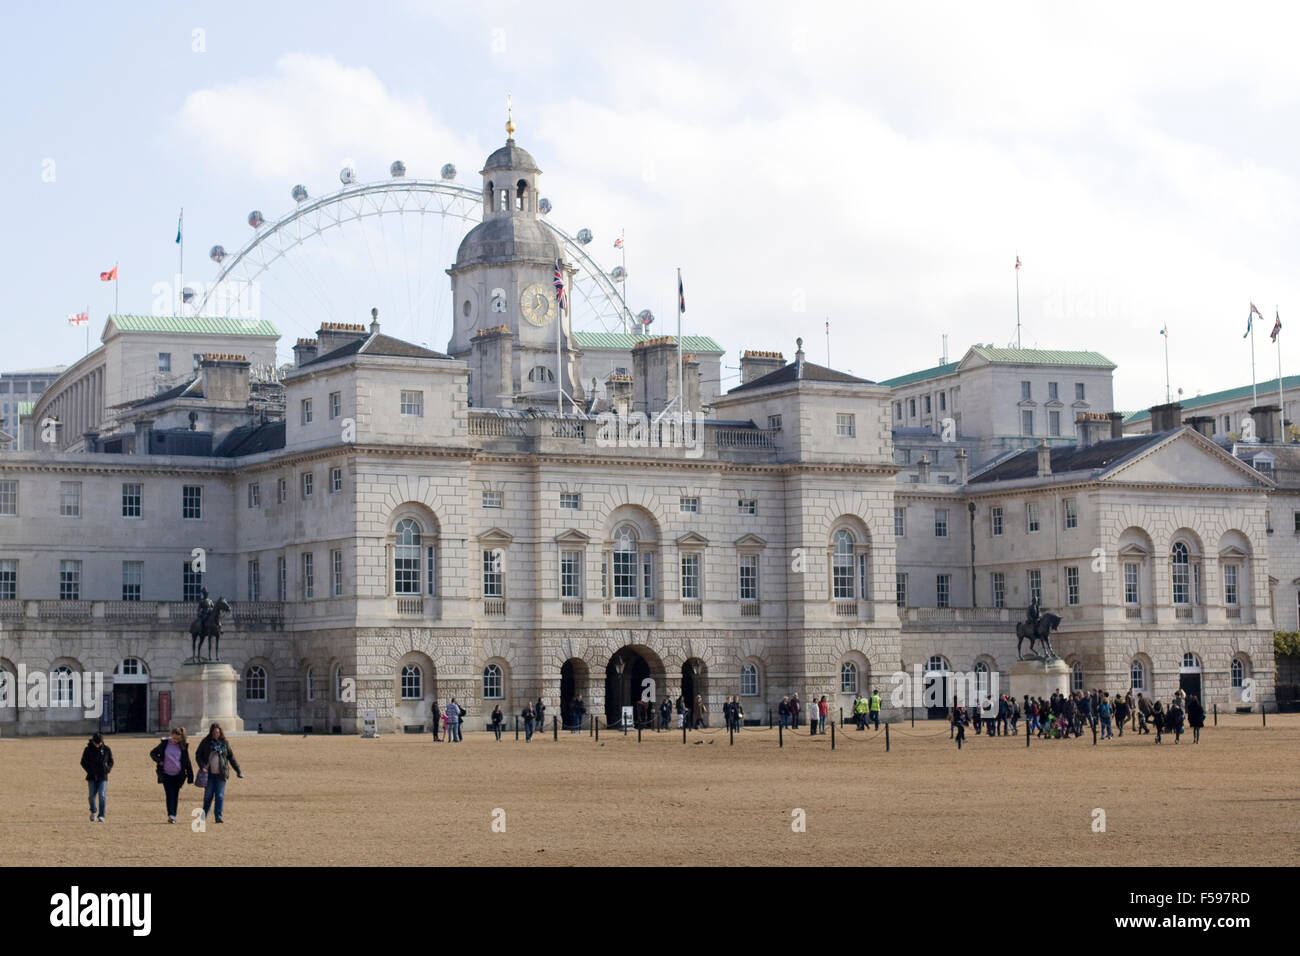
[175,209,183,245]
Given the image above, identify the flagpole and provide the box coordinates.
[1278,309,1286,437]
[85,304,90,355]
[1164,328,1171,404]
[1251,305,1258,408]
[178,207,184,316]
[114,262,118,315]
[826,318,830,366]
[1015,253,1021,349]
[620,228,628,333]
[677,267,684,415]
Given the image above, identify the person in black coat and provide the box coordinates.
[429,699,442,741]
[660,696,672,731]
[80,733,113,822]
[1186,695,1205,743]
[150,727,195,822]
[535,698,546,733]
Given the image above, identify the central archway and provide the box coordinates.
[605,645,667,726]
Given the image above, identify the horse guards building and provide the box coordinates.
[0,133,1283,735]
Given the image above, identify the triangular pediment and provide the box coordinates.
[676,531,710,547]
[477,527,514,543]
[1102,429,1272,488]
[734,533,768,549]
[554,529,590,544]
[1219,545,1248,559]
[1117,543,1149,558]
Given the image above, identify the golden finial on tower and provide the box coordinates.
[505,93,515,139]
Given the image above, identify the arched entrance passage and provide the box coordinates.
[604,645,667,726]
[560,658,590,730]
[682,658,709,727]
[113,658,150,733]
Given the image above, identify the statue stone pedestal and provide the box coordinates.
[1010,658,1070,703]
[172,662,244,735]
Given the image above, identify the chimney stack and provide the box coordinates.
[1149,402,1183,433]
[1249,405,1279,443]
[1036,439,1052,477]
[605,370,634,416]
[471,325,514,409]
[916,454,931,484]
[198,354,251,407]
[293,338,319,368]
[1075,412,1111,448]
[1184,415,1216,439]
[315,322,369,356]
[1108,411,1125,439]
[740,350,786,384]
[955,447,968,484]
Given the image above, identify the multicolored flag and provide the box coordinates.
[1160,324,1168,337]
[1245,301,1263,338]
[99,265,118,281]
[1015,256,1021,271]
[552,258,567,312]
[678,273,686,314]
[613,235,623,249]
[1272,310,1282,343]
[67,311,89,326]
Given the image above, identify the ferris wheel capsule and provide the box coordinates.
[440,163,457,180]
[291,184,308,203]
[610,266,628,283]
[248,211,265,229]
[390,160,406,178]
[637,309,654,328]
[538,197,552,215]
[339,167,356,185]
[209,245,226,264]
[576,228,593,245]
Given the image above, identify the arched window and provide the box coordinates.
[1231,658,1244,688]
[527,366,554,383]
[483,663,503,699]
[740,662,759,697]
[305,667,315,702]
[245,665,267,701]
[927,655,946,672]
[840,661,859,694]
[52,666,75,706]
[486,180,494,212]
[613,524,640,599]
[516,179,528,211]
[118,657,146,677]
[1070,660,1084,693]
[1181,652,1200,669]
[1171,542,1191,604]
[975,661,992,697]
[333,665,345,702]
[394,518,422,594]
[832,530,855,599]
[1130,659,1146,692]
[400,664,423,700]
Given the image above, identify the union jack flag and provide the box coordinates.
[553,258,567,311]
[1272,311,1282,343]
[614,235,624,249]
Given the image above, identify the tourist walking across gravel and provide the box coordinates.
[491,704,503,741]
[194,723,242,823]
[150,727,194,823]
[1187,695,1205,743]
[80,733,113,823]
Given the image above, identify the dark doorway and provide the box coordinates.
[1179,672,1202,699]
[560,659,588,730]
[113,684,147,733]
[605,650,651,725]
[681,659,708,726]
[925,673,952,720]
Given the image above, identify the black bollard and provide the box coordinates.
[682,722,687,744]
[911,705,915,728]
[637,725,642,743]
[595,718,599,741]
[1092,721,1097,744]
[553,716,558,741]
[1026,724,1030,747]
[831,722,835,751]
[885,722,890,752]
[1262,707,1266,728]
[779,723,783,748]
[1213,702,1217,727]
[515,716,519,741]
[729,724,734,746]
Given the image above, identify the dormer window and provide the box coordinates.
[528,366,554,383]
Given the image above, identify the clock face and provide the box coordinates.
[520,283,557,327]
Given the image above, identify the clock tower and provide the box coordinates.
[447,112,582,409]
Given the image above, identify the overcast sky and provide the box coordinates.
[5,0,1300,410]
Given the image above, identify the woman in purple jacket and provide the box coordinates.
[150,727,195,823]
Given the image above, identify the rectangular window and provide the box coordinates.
[739,554,759,601]
[121,482,142,518]
[277,478,287,504]
[302,552,314,600]
[934,508,948,538]
[679,496,699,513]
[614,548,637,599]
[248,482,260,508]
[680,553,701,600]
[836,413,855,437]
[0,480,15,516]
[738,498,757,515]
[1075,383,1086,401]
[1026,502,1040,533]
[895,572,907,607]
[939,392,946,411]
[301,398,313,425]
[482,490,503,509]
[122,561,142,601]
[182,485,202,520]
[1064,498,1078,529]
[643,551,654,600]
[1048,382,1059,402]
[427,546,437,596]
[331,468,342,493]
[1124,563,1140,605]
[991,506,1003,536]
[482,550,503,597]
[560,550,583,599]
[60,481,81,517]
[158,353,171,373]
[332,549,343,597]
[277,556,287,602]
[1049,411,1061,437]
[1293,510,1300,533]
[0,558,16,600]
[59,559,81,600]
[1066,566,1080,605]
[1223,564,1238,606]
[560,492,581,510]
[936,574,950,608]
[768,414,783,430]
[248,559,261,603]
[329,392,341,419]
[182,561,204,601]
[894,507,905,537]
[1021,409,1033,436]
[924,395,932,414]
[909,398,917,418]
[301,472,313,498]
[1028,569,1042,606]
[400,390,424,417]
[1021,381,1031,400]
[991,571,1005,608]
[858,553,868,602]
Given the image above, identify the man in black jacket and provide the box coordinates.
[430,699,442,741]
[80,733,113,822]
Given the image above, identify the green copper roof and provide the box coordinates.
[880,347,1115,389]
[573,331,723,353]
[879,361,959,388]
[106,315,280,337]
[1124,374,1300,424]
[16,401,34,415]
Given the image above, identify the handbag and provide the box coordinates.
[194,768,208,789]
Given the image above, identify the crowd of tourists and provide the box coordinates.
[948,688,1207,746]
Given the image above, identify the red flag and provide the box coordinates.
[67,312,89,326]
[100,266,118,281]
[1015,256,1021,271]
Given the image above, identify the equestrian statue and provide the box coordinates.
[189,588,231,662]
[1015,598,1060,661]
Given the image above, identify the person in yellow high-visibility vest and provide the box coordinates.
[869,689,882,730]
[854,694,869,731]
